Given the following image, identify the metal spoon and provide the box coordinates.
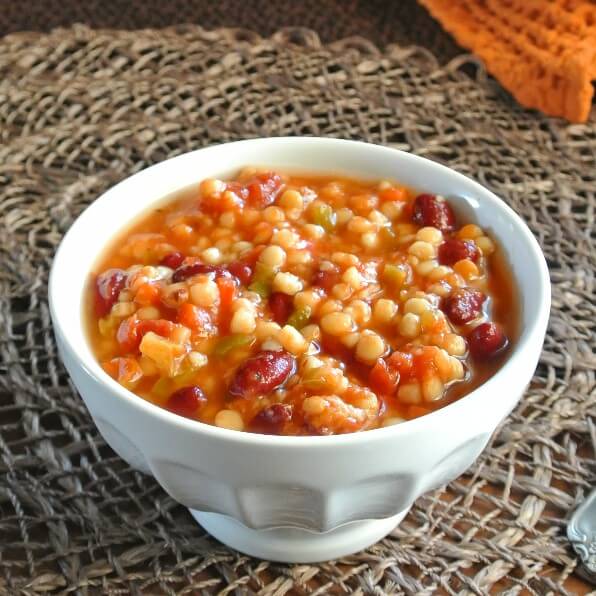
[568,488,596,584]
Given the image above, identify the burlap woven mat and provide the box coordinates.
[0,25,595,595]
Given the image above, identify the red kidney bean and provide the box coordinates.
[442,288,485,325]
[468,322,508,359]
[166,386,206,418]
[172,262,231,283]
[160,251,185,269]
[269,292,294,325]
[412,193,456,232]
[95,269,127,317]
[227,261,253,285]
[438,239,479,265]
[250,403,293,434]
[229,350,296,399]
[312,267,340,292]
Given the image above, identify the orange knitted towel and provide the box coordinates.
[419,0,596,122]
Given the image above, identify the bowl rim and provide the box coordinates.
[49,137,551,447]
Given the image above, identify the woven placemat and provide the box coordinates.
[0,25,594,595]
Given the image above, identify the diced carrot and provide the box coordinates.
[379,187,407,202]
[102,357,143,386]
[102,359,120,379]
[134,283,161,306]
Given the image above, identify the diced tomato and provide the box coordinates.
[116,317,175,353]
[412,346,438,381]
[225,181,249,201]
[134,283,161,306]
[102,357,143,386]
[386,351,413,379]
[116,317,140,353]
[177,303,212,333]
[138,319,176,338]
[246,172,283,208]
[202,183,248,214]
[216,276,237,333]
[369,358,399,395]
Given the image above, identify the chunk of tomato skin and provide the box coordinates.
[166,386,207,419]
[369,358,400,396]
[94,269,127,317]
[269,292,294,325]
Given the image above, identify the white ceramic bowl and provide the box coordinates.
[49,138,550,563]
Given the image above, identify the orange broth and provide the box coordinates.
[85,170,518,435]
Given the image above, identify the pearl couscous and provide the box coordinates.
[87,170,516,435]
